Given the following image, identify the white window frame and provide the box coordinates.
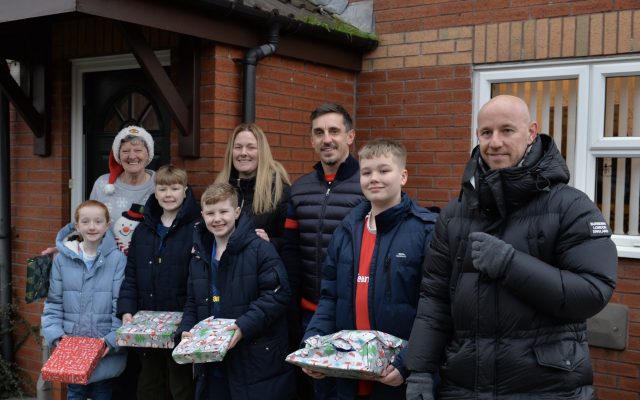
[473,55,640,258]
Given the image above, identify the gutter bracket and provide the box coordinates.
[116,21,201,157]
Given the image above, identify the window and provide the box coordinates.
[474,56,640,258]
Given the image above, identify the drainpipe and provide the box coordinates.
[0,91,13,363]
[238,24,280,123]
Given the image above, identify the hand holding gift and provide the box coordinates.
[225,323,243,350]
[116,311,182,349]
[172,317,236,364]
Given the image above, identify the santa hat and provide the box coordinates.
[104,126,155,195]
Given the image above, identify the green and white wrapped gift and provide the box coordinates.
[286,330,407,381]
[115,311,182,349]
[172,317,236,364]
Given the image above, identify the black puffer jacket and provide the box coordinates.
[117,185,201,317]
[405,135,618,399]
[175,214,295,400]
[281,154,365,304]
[228,169,290,254]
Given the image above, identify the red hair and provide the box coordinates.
[74,200,110,223]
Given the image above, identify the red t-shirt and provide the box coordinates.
[355,213,376,395]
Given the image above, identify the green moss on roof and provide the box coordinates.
[295,14,379,41]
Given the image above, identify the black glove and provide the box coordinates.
[469,232,515,279]
[406,372,434,400]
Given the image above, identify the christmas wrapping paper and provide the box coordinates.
[116,310,182,349]
[41,336,106,384]
[286,330,407,380]
[172,317,236,364]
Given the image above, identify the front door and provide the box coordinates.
[84,68,171,199]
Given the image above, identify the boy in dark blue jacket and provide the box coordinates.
[175,183,295,400]
[117,165,200,400]
[302,139,439,400]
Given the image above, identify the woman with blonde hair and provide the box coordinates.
[215,123,291,253]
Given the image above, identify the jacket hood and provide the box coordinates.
[56,222,120,260]
[312,153,361,182]
[342,192,439,234]
[143,185,201,228]
[193,212,259,262]
[461,134,570,217]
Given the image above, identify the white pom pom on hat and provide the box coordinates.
[103,126,155,195]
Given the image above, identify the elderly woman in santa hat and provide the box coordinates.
[89,126,156,255]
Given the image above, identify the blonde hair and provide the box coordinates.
[75,200,110,223]
[358,138,407,169]
[215,123,291,214]
[201,183,239,209]
[155,164,188,186]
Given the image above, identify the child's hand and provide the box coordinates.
[255,229,270,242]
[122,313,134,324]
[376,365,403,387]
[181,331,193,340]
[225,324,243,350]
[54,334,67,347]
[101,338,110,358]
[302,368,326,379]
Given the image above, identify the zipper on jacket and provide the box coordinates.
[385,255,391,293]
[273,269,281,293]
[236,178,245,210]
[368,234,383,331]
[316,186,331,300]
[152,234,159,310]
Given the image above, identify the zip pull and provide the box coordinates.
[325,188,330,197]
[237,178,241,187]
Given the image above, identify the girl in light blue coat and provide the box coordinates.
[42,200,127,400]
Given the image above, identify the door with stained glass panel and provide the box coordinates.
[84,67,171,199]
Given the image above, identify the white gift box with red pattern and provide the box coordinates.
[41,336,106,384]
[115,310,182,349]
[286,330,407,381]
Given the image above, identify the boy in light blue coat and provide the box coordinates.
[42,200,127,400]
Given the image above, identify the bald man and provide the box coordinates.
[404,95,618,400]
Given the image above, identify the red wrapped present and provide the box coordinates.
[42,336,106,385]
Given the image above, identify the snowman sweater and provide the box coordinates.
[90,170,156,253]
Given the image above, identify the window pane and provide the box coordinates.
[595,157,640,236]
[491,80,578,185]
[604,76,640,138]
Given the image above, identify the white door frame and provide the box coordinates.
[70,51,170,216]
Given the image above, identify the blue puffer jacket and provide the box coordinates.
[175,213,296,400]
[41,223,127,383]
[303,193,439,400]
[117,185,201,317]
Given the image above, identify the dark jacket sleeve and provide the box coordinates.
[116,228,143,318]
[174,259,200,343]
[301,232,340,342]
[280,198,301,297]
[405,213,455,374]
[269,183,290,254]
[503,192,618,320]
[234,241,291,341]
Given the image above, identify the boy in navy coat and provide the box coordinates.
[175,183,295,400]
[302,139,439,400]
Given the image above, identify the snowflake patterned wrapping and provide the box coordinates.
[172,317,236,364]
[116,311,182,349]
[286,330,407,381]
[41,336,106,385]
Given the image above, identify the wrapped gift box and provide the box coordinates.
[286,330,407,381]
[116,310,182,349]
[172,317,236,364]
[42,336,106,384]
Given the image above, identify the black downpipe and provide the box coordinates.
[240,24,280,123]
[0,92,14,363]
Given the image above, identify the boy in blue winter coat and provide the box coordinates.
[42,200,127,400]
[116,164,200,400]
[175,183,296,400]
[302,138,440,400]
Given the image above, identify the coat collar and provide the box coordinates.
[312,153,360,183]
[342,192,439,234]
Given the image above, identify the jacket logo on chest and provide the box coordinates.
[357,274,369,283]
[395,253,406,258]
